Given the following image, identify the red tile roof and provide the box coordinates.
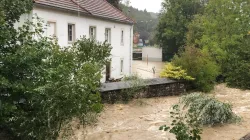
[34,0,134,24]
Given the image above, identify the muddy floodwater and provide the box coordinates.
[72,84,250,140]
[132,60,165,79]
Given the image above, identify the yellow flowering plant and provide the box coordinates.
[160,63,195,81]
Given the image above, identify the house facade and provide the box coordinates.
[16,0,134,82]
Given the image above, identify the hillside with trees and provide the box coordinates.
[121,4,159,45]
[106,0,159,45]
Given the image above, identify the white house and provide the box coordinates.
[16,0,134,82]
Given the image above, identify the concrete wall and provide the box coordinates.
[142,47,162,62]
[18,6,133,82]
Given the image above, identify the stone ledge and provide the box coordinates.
[100,78,178,92]
[100,78,188,103]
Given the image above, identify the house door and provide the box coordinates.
[106,62,111,82]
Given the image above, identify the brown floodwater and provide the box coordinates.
[70,84,250,140]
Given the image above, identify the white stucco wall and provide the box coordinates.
[23,7,133,82]
[142,47,162,62]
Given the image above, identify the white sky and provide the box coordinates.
[129,0,163,13]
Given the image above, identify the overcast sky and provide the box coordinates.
[129,0,163,13]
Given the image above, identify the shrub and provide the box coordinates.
[172,46,219,92]
[0,19,111,139]
[121,75,146,102]
[160,63,194,81]
[123,74,141,81]
[160,92,240,140]
[160,104,202,140]
[224,36,250,89]
[181,93,240,125]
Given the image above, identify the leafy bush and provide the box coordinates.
[184,0,250,90]
[0,17,111,140]
[123,74,141,81]
[160,63,194,81]
[121,75,146,102]
[160,92,240,140]
[224,36,250,89]
[181,93,240,125]
[172,46,219,92]
[160,104,202,140]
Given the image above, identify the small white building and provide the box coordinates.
[17,0,134,82]
[142,47,162,62]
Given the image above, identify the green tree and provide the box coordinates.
[120,2,159,46]
[156,0,205,61]
[0,1,112,139]
[187,0,250,88]
[224,35,250,89]
[172,46,219,92]
[107,0,121,10]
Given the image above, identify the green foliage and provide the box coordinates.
[172,46,219,92]
[160,92,240,140]
[107,0,121,10]
[160,104,202,140]
[120,3,158,45]
[157,0,250,90]
[123,74,141,81]
[181,93,240,125]
[0,0,33,25]
[0,2,112,138]
[160,63,194,81]
[186,0,250,89]
[102,75,146,104]
[156,0,206,60]
[224,36,250,89]
[121,75,146,102]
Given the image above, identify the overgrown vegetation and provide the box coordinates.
[107,0,121,10]
[160,93,240,139]
[156,0,206,61]
[160,63,194,81]
[172,46,219,92]
[181,93,240,125]
[160,104,202,140]
[186,0,250,90]
[0,1,111,139]
[157,0,250,91]
[121,75,146,102]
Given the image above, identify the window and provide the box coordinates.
[68,24,75,42]
[121,29,124,45]
[47,21,56,37]
[89,26,96,39]
[105,28,111,43]
[120,59,124,74]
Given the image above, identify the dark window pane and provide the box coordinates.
[68,24,73,41]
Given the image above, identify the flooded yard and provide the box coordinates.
[71,84,250,140]
[132,60,165,79]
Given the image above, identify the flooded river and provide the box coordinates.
[71,84,250,140]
